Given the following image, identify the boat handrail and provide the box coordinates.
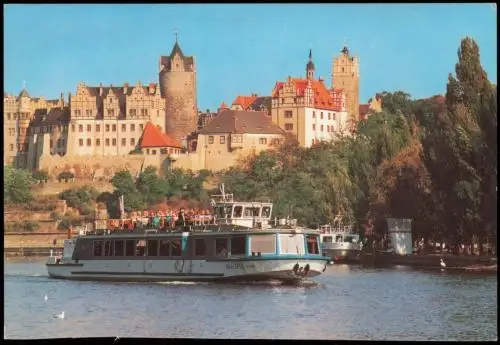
[210,194,234,203]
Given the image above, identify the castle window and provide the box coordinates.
[7,114,10,120]
[87,139,91,146]
[121,138,126,146]
[284,110,292,118]
[9,144,14,152]
[157,110,159,117]
[105,139,110,146]
[130,138,135,146]
[112,138,117,146]
[259,138,267,145]
[112,124,117,132]
[320,112,324,120]
[131,124,136,132]
[96,139,101,147]
[96,124,100,132]
[139,124,144,132]
[312,111,316,118]
[108,109,114,117]
[284,123,293,131]
[320,125,324,132]
[152,150,157,155]
[220,136,225,144]
[130,109,137,117]
[146,149,150,154]
[57,139,61,148]
[332,113,336,120]
[328,113,331,120]
[79,139,83,146]
[50,140,53,149]
[312,124,316,131]
[121,124,126,132]
[78,125,83,132]
[208,136,214,144]
[87,124,91,132]
[72,125,75,132]
[106,124,110,132]
[342,67,345,73]
[160,148,167,154]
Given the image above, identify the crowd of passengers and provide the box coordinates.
[105,208,216,232]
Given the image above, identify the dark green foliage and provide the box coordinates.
[32,170,49,183]
[4,165,34,205]
[58,171,75,181]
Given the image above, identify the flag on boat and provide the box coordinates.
[119,195,125,218]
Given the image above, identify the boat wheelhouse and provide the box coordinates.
[46,186,329,283]
[320,216,362,263]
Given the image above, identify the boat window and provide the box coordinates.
[114,240,124,256]
[323,236,332,243]
[93,240,103,257]
[233,206,243,218]
[261,206,271,218]
[231,236,246,255]
[344,235,357,243]
[335,235,343,243]
[125,240,135,256]
[306,235,320,255]
[243,207,253,217]
[215,238,229,257]
[225,206,232,218]
[250,234,276,254]
[136,240,146,256]
[194,238,206,257]
[147,240,158,256]
[171,239,182,257]
[253,207,261,217]
[159,240,170,256]
[104,240,114,256]
[279,234,305,255]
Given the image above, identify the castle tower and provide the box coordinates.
[332,45,360,126]
[17,88,32,155]
[159,35,198,145]
[306,49,315,80]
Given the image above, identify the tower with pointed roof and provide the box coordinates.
[306,49,315,80]
[158,35,198,145]
[332,45,360,127]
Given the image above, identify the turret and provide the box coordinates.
[306,49,315,80]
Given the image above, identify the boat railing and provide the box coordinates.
[210,194,234,203]
[320,224,356,234]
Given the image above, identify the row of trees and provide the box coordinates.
[220,37,497,253]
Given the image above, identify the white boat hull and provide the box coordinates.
[46,257,328,283]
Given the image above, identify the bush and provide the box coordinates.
[58,171,75,182]
[57,216,83,230]
[50,211,64,221]
[23,221,40,232]
[32,170,49,183]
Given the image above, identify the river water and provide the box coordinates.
[4,258,497,340]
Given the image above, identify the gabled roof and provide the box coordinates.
[248,96,272,112]
[272,78,343,111]
[170,42,184,58]
[30,107,70,127]
[232,95,258,110]
[219,101,229,110]
[139,122,182,149]
[198,110,285,135]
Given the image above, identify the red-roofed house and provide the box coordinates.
[139,122,183,156]
[231,94,258,111]
[271,50,350,147]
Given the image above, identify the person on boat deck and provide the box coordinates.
[217,245,228,257]
[177,208,186,226]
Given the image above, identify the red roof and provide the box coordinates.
[359,104,370,121]
[272,78,343,111]
[232,95,258,110]
[139,122,182,149]
[219,101,229,109]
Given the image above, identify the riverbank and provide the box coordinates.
[360,252,497,272]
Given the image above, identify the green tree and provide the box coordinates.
[111,170,145,212]
[4,165,34,204]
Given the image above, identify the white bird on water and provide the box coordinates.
[44,295,48,302]
[440,258,447,268]
[55,311,65,320]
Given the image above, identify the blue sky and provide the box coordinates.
[4,4,497,111]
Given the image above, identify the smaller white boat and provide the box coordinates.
[319,216,362,263]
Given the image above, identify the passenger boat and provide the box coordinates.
[319,217,362,263]
[46,185,329,283]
